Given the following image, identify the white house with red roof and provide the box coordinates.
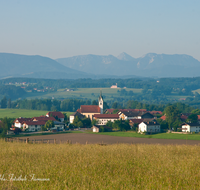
[93,114,119,125]
[46,111,64,122]
[14,117,32,128]
[22,120,46,132]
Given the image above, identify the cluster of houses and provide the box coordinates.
[69,92,162,133]
[12,111,65,132]
[69,92,200,133]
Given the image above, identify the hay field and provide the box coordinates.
[1,140,200,189]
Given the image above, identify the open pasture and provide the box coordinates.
[23,87,143,100]
[1,140,200,189]
[0,109,72,118]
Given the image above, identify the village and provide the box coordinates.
[7,92,200,135]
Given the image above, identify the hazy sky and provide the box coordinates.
[0,0,199,60]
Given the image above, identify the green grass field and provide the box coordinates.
[0,109,73,118]
[22,87,143,100]
[1,141,200,189]
[90,131,200,141]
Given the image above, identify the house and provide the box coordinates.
[52,121,65,131]
[118,110,154,120]
[138,120,160,133]
[22,121,46,132]
[129,119,143,128]
[91,125,112,132]
[110,83,118,88]
[93,114,119,125]
[181,122,200,133]
[92,125,100,132]
[14,118,32,128]
[46,111,65,122]
[70,111,85,124]
[77,92,103,120]
[118,111,142,120]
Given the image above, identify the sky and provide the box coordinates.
[0,0,200,60]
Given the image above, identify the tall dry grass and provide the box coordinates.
[0,140,200,189]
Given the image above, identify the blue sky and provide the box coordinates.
[0,0,199,60]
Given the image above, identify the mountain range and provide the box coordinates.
[56,52,200,78]
[0,52,200,79]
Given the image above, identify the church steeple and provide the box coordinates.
[98,90,103,114]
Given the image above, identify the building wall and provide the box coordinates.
[82,113,100,120]
[138,123,147,132]
[70,116,74,124]
[96,118,118,125]
[14,122,22,128]
[138,122,160,133]
[182,124,200,132]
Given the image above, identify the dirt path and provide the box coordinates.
[18,133,200,145]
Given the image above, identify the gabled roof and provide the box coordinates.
[80,105,101,113]
[70,111,85,118]
[160,115,166,120]
[129,119,143,123]
[46,112,64,118]
[23,121,46,125]
[93,114,119,119]
[182,122,200,126]
[14,118,32,123]
[32,117,56,121]
[119,111,145,117]
[143,120,160,126]
[149,111,162,115]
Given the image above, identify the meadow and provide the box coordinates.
[92,131,200,141]
[1,140,200,189]
[22,87,143,100]
[0,109,73,118]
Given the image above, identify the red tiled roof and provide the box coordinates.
[23,121,46,125]
[14,118,32,123]
[180,115,188,121]
[46,112,64,118]
[160,115,166,120]
[149,111,162,115]
[129,119,144,123]
[119,109,147,112]
[93,114,119,119]
[80,105,101,113]
[198,115,200,120]
[32,117,56,121]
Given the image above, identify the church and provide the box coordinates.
[76,92,103,120]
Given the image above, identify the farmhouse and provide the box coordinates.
[118,110,154,120]
[46,111,64,122]
[182,122,200,133]
[138,120,160,133]
[93,114,119,125]
[22,121,46,132]
[14,117,32,128]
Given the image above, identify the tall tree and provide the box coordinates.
[164,105,180,129]
[1,96,7,108]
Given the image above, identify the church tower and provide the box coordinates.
[98,90,103,114]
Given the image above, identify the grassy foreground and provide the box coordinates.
[1,141,200,189]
